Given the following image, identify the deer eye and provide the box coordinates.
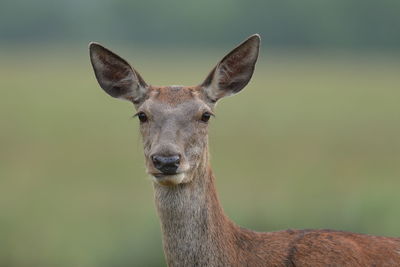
[201,112,212,123]
[137,112,148,123]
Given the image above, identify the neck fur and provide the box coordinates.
[153,151,237,266]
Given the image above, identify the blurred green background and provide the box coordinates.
[1,0,400,266]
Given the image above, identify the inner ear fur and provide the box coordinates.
[89,42,148,104]
[201,34,260,102]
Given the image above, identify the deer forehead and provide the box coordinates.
[140,85,211,118]
[148,85,201,106]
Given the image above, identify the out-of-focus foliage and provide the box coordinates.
[0,0,400,49]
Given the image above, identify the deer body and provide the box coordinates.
[154,161,400,266]
[153,147,400,266]
[89,35,400,266]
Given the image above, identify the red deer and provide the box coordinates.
[89,35,400,266]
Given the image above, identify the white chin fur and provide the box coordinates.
[151,173,185,186]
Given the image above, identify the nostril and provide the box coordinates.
[151,155,160,164]
[151,155,163,169]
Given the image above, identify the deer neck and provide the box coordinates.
[153,151,237,266]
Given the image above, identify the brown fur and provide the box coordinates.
[149,85,200,106]
[89,35,400,266]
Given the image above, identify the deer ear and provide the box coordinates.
[201,34,260,102]
[89,42,148,105]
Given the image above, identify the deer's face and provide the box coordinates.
[89,35,260,186]
[136,86,213,185]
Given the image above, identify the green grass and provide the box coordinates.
[0,46,399,266]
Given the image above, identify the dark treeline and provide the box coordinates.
[1,0,399,49]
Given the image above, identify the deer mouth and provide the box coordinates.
[151,173,185,186]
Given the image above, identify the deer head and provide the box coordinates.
[89,35,260,186]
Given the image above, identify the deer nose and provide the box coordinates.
[151,155,180,175]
